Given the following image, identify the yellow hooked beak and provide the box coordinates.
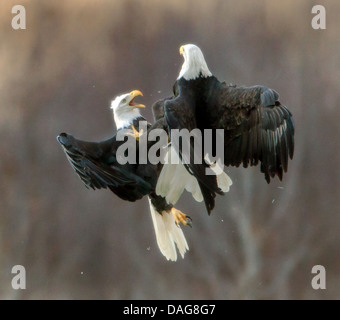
[129,90,145,108]
[179,45,184,55]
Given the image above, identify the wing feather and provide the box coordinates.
[57,133,152,200]
[212,83,294,182]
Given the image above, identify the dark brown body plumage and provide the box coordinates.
[162,75,294,187]
[58,114,187,213]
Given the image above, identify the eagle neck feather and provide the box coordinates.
[114,108,142,130]
[178,50,212,81]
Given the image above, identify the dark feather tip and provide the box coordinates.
[57,133,70,147]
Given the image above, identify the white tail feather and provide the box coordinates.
[156,146,203,204]
[156,146,233,204]
[148,198,189,261]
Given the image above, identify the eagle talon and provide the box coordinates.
[171,207,192,227]
[186,215,192,228]
[127,125,144,141]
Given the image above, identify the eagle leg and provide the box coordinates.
[126,125,144,141]
[171,207,192,228]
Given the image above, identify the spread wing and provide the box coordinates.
[212,83,294,183]
[57,133,152,201]
[164,95,222,214]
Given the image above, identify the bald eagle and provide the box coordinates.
[57,90,231,261]
[58,90,191,260]
[157,44,294,195]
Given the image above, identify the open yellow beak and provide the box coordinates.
[129,90,145,108]
[179,45,184,55]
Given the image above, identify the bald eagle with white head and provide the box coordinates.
[58,90,190,261]
[156,44,294,201]
[57,89,232,261]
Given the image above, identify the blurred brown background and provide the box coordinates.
[1,0,339,299]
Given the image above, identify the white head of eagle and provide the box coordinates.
[110,90,145,129]
[177,44,212,81]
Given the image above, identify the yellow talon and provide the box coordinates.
[126,125,144,141]
[171,207,192,227]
